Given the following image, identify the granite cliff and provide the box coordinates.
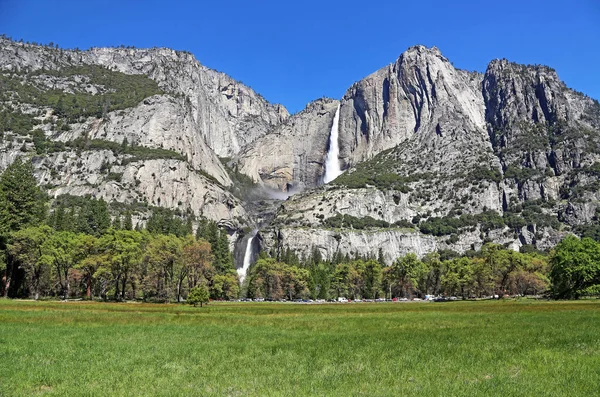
[1,37,599,265]
[243,47,600,262]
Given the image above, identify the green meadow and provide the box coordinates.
[0,300,599,396]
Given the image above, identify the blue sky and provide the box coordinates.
[1,0,599,113]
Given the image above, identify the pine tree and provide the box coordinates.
[0,158,47,237]
[123,211,133,230]
[216,228,234,273]
[187,285,209,307]
[53,204,66,231]
[77,197,110,236]
[195,218,208,240]
[0,158,47,297]
[184,217,193,236]
[112,215,122,230]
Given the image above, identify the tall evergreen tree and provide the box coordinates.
[215,228,234,273]
[0,158,47,236]
[123,211,133,231]
[76,197,110,236]
[0,158,47,297]
[111,215,122,230]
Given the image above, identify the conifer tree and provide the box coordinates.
[111,215,122,230]
[0,158,47,237]
[0,158,47,297]
[123,211,133,231]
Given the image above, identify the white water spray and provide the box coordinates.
[237,231,257,283]
[323,104,343,183]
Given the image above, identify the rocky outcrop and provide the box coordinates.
[0,38,291,225]
[259,46,599,262]
[259,224,551,265]
[234,98,339,191]
[483,60,593,131]
[0,38,289,158]
[338,45,487,166]
[83,47,289,157]
[483,59,600,218]
[60,94,232,186]
[261,227,438,265]
[30,150,245,223]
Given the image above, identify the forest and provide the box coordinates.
[0,158,599,302]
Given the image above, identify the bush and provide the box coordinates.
[324,214,390,230]
[0,109,36,135]
[469,166,502,183]
[419,210,506,236]
[187,285,210,307]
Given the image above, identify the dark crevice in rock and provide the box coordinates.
[535,83,554,124]
[382,77,390,121]
[352,93,369,138]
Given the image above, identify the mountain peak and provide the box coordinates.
[397,45,448,65]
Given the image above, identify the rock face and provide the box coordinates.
[1,37,599,262]
[62,95,232,186]
[0,38,290,224]
[482,60,600,219]
[34,152,246,223]
[261,227,439,266]
[338,46,487,166]
[85,48,290,158]
[234,98,339,191]
[257,48,600,262]
[0,38,289,158]
[261,226,524,266]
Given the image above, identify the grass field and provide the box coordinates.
[0,300,599,396]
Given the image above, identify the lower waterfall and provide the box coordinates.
[237,231,256,283]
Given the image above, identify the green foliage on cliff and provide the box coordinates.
[0,108,37,135]
[31,129,59,154]
[333,167,418,192]
[468,165,502,183]
[324,214,391,230]
[0,64,163,125]
[65,137,186,163]
[417,210,505,236]
[330,147,426,191]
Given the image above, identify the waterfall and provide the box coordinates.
[237,232,256,283]
[323,104,342,183]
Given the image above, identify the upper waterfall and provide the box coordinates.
[323,104,343,183]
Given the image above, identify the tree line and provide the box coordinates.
[0,158,598,302]
[245,246,550,301]
[0,158,237,302]
[247,238,600,301]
